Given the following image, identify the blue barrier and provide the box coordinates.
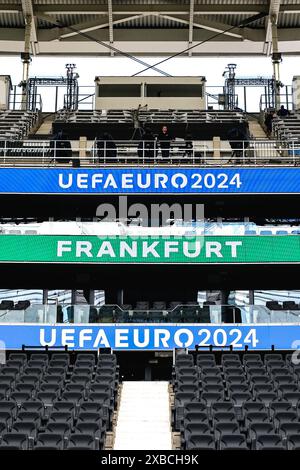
[0,324,299,350]
[0,167,300,194]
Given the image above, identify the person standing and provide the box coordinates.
[277,105,290,118]
[137,127,156,159]
[158,125,172,159]
[96,132,117,162]
[264,111,275,137]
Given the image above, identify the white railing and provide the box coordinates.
[0,138,298,167]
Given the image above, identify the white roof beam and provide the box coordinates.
[188,0,194,57]
[265,0,281,50]
[156,14,246,40]
[21,0,39,54]
[59,15,147,40]
[108,0,114,57]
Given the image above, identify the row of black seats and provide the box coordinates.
[0,300,30,311]
[174,352,300,450]
[121,301,209,311]
[0,432,102,450]
[93,304,238,324]
[0,403,108,449]
[0,352,119,450]
[183,433,300,450]
[177,400,300,428]
[175,353,299,367]
[178,400,300,450]
[266,301,300,310]
[6,352,117,366]
[108,310,211,324]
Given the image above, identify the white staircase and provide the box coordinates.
[249,120,268,139]
[113,381,172,450]
[35,117,54,135]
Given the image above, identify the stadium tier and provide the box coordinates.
[2,0,300,452]
[0,351,119,450]
[173,352,300,450]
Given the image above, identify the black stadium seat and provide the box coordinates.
[214,423,240,439]
[34,433,64,450]
[183,423,211,442]
[201,392,224,406]
[48,412,73,425]
[287,435,300,450]
[45,423,71,437]
[74,422,103,440]
[0,401,17,418]
[255,434,286,450]
[0,301,14,310]
[17,411,41,427]
[12,421,37,439]
[248,423,275,443]
[0,433,28,450]
[66,434,98,450]
[183,402,207,415]
[279,422,300,438]
[219,434,248,450]
[183,412,209,427]
[213,412,237,425]
[269,401,293,418]
[212,402,235,415]
[185,434,216,450]
[19,400,44,416]
[274,411,298,430]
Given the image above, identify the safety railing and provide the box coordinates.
[0,139,298,167]
[8,93,43,112]
[0,304,56,323]
[0,303,299,324]
[260,92,293,112]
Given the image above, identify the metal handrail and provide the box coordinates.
[8,93,43,112]
[0,303,297,325]
[0,138,297,167]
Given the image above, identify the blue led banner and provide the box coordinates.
[0,167,300,194]
[1,324,300,350]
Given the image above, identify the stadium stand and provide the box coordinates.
[273,114,300,142]
[0,110,39,140]
[172,352,300,450]
[1,0,300,453]
[53,109,248,142]
[0,352,119,450]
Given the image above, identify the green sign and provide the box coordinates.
[0,235,299,264]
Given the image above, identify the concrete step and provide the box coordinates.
[35,119,53,135]
[113,381,172,450]
[249,120,268,138]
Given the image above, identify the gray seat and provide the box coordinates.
[279,422,300,438]
[74,422,103,440]
[35,433,64,450]
[66,433,98,450]
[184,411,209,427]
[248,423,275,444]
[183,422,211,442]
[185,434,215,450]
[48,411,73,425]
[45,423,71,437]
[213,412,237,425]
[287,434,300,450]
[255,434,285,450]
[0,433,28,450]
[219,434,248,450]
[11,421,37,439]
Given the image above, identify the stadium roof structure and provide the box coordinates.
[0,1,300,57]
